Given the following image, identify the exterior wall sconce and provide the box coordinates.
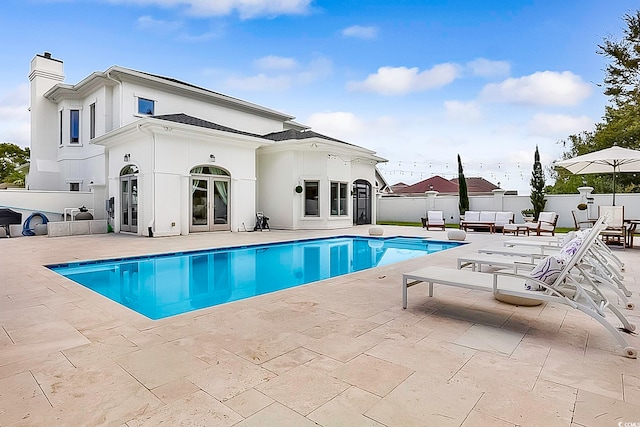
[123,153,130,162]
[209,154,216,162]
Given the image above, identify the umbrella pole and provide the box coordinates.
[612,168,616,206]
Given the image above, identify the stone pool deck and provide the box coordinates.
[1,226,639,426]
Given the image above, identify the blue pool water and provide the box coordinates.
[48,236,462,320]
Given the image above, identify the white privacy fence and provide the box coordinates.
[378,189,640,229]
[0,188,105,222]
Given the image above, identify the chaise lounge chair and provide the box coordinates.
[461,224,633,309]
[402,217,638,358]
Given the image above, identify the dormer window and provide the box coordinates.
[137,97,155,115]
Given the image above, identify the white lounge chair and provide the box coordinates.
[402,217,638,358]
[477,245,560,262]
[457,253,536,273]
[474,224,632,307]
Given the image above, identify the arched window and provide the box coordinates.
[120,165,139,176]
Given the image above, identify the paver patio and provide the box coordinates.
[1,226,639,426]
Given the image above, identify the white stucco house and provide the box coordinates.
[27,52,387,237]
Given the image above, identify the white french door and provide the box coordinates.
[190,176,230,232]
[120,175,138,233]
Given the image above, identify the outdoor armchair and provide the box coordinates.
[572,210,594,231]
[599,206,626,248]
[425,210,445,230]
[525,212,558,236]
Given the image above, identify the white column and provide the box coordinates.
[424,191,438,212]
[492,188,507,211]
[578,186,595,219]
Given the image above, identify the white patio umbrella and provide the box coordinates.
[554,146,640,205]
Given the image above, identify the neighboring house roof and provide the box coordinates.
[391,175,500,195]
[450,177,499,193]
[394,176,459,194]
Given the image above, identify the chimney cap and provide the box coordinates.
[43,52,52,58]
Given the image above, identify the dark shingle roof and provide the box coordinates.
[150,114,360,151]
[262,129,351,145]
[151,114,264,139]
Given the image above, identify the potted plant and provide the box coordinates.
[521,209,535,222]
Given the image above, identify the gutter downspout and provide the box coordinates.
[105,70,123,129]
[137,123,155,237]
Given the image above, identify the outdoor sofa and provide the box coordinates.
[460,211,514,233]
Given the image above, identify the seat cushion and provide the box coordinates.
[495,212,513,225]
[479,211,496,222]
[464,211,480,221]
[538,212,556,223]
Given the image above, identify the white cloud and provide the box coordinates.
[0,84,29,148]
[347,64,459,96]
[466,58,510,78]
[527,113,594,137]
[178,29,225,42]
[137,15,225,41]
[444,100,482,123]
[480,71,592,106]
[108,0,313,19]
[254,55,298,71]
[342,25,378,39]
[225,56,332,91]
[136,15,183,32]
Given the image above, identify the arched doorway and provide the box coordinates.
[352,180,372,225]
[190,165,231,232]
[120,165,139,233]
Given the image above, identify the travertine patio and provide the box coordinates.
[1,226,639,426]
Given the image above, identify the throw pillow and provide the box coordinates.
[525,255,565,291]
[559,237,583,258]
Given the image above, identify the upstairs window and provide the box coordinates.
[70,110,80,143]
[89,103,96,139]
[138,97,155,115]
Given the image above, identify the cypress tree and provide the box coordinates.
[530,145,547,220]
[458,154,469,216]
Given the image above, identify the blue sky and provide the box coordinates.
[0,0,635,194]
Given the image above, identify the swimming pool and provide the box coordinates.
[48,236,462,320]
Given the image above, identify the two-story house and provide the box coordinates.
[27,52,386,236]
